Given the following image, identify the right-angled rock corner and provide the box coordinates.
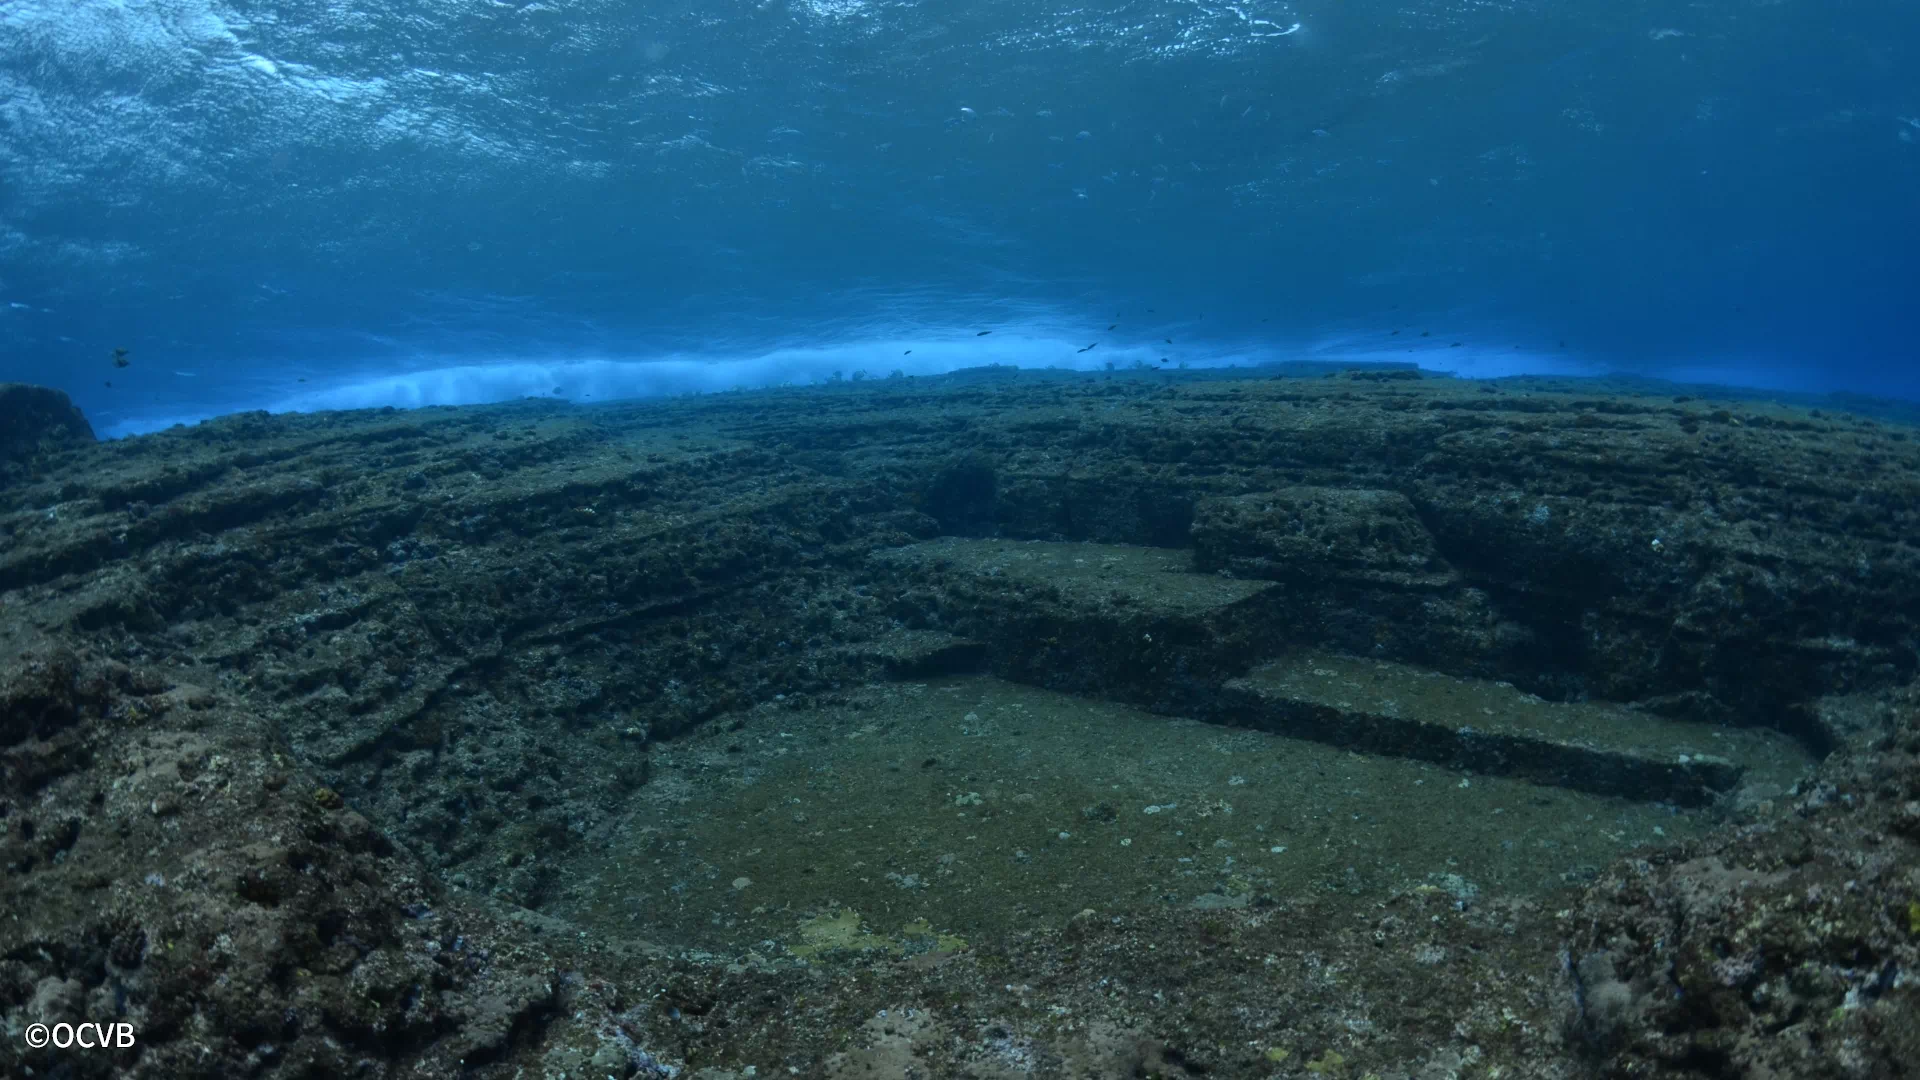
[1220,651,1815,807]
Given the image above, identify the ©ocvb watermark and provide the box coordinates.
[23,1021,137,1050]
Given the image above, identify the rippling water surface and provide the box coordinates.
[2,0,1915,433]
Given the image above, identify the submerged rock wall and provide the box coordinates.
[0,368,1916,1079]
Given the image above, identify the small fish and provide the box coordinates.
[903,349,912,355]
[1164,338,1172,344]
[1390,330,1400,335]
[1107,324,1116,330]
[1449,342,1463,347]
[1420,331,1431,337]
[103,380,112,387]
[111,346,130,368]
[976,330,992,336]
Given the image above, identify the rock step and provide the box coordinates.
[876,536,1274,615]
[872,539,1813,805]
[870,538,1277,709]
[833,628,987,679]
[1217,651,1810,806]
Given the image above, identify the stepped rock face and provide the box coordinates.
[1,368,1917,1080]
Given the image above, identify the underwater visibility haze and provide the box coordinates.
[7,3,1920,1078]
[3,0,1919,434]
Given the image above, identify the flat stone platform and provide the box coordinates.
[1219,651,1812,806]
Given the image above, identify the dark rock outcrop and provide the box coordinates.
[0,383,95,484]
[1,367,1915,1079]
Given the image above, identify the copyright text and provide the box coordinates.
[23,1021,137,1050]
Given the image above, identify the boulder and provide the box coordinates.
[0,383,95,481]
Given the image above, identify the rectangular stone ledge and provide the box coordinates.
[1191,488,1457,590]
[834,629,986,679]
[871,537,1275,618]
[1216,651,1810,807]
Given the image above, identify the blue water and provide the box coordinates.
[3,0,1916,438]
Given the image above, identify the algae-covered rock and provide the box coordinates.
[790,908,892,959]
[0,382,94,482]
[1,368,1917,1079]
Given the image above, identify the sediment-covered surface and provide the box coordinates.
[2,366,1917,1078]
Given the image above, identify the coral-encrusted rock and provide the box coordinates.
[0,383,95,482]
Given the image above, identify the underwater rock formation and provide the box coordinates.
[1,366,1915,1079]
[0,382,94,485]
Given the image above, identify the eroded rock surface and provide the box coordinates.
[0,382,95,484]
[1,367,1916,1079]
